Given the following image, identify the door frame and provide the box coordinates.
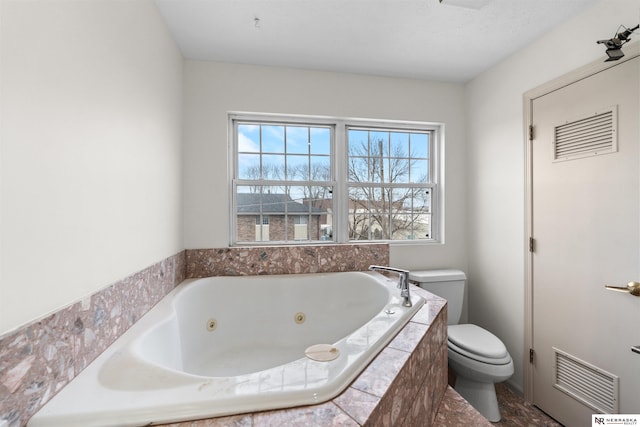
[522,41,640,403]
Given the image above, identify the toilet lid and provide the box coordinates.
[448,324,508,359]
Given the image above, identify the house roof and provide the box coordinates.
[237,193,325,215]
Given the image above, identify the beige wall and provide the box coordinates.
[0,0,184,334]
[183,61,468,272]
[465,0,640,393]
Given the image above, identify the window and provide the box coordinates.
[230,113,441,245]
[255,216,270,225]
[254,215,269,241]
[347,128,433,240]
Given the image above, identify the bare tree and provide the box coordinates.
[348,136,429,240]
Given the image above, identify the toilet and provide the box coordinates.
[409,269,513,422]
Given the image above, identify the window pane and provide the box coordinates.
[410,159,429,183]
[307,186,333,241]
[236,186,265,243]
[286,186,308,213]
[310,127,331,155]
[348,156,368,183]
[370,131,389,157]
[352,187,391,240]
[262,154,284,179]
[413,188,432,214]
[411,214,432,239]
[370,156,385,183]
[390,132,409,156]
[310,155,330,181]
[389,157,410,183]
[389,188,414,240]
[286,126,309,154]
[286,155,308,180]
[238,154,260,179]
[236,186,260,213]
[348,130,368,155]
[238,124,260,153]
[410,133,429,158]
[262,125,285,153]
[348,187,369,240]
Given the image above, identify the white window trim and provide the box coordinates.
[228,112,444,246]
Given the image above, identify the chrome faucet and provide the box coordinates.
[368,265,412,307]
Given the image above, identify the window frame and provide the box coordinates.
[229,112,443,246]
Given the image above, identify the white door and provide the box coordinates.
[531,56,640,426]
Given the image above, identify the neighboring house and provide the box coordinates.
[236,193,328,242]
[348,197,431,240]
[237,193,430,242]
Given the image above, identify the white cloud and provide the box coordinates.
[238,132,259,152]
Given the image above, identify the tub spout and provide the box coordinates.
[368,265,412,307]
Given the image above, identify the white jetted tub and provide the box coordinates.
[29,271,424,427]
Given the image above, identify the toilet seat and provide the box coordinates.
[448,324,511,365]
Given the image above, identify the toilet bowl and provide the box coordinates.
[447,324,514,421]
[409,270,513,422]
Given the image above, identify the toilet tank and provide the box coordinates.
[409,269,466,325]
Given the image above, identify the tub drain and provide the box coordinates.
[305,344,340,362]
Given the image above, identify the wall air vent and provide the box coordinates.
[553,106,617,162]
[553,347,619,414]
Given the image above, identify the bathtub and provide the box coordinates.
[28,271,424,427]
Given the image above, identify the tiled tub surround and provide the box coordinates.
[0,243,401,426]
[27,272,426,426]
[185,244,390,277]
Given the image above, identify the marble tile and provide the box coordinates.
[333,387,381,425]
[252,402,358,427]
[115,269,152,331]
[0,251,186,427]
[434,386,493,427]
[388,321,429,354]
[351,347,410,398]
[429,342,449,413]
[160,413,253,427]
[409,295,447,327]
[72,277,135,373]
[185,244,389,278]
[405,368,434,427]
[148,257,177,305]
[361,344,431,427]
[0,304,78,427]
[173,250,187,285]
[493,383,562,427]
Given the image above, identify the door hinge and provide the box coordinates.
[529,125,535,141]
[529,237,535,253]
[530,348,535,363]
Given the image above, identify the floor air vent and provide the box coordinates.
[553,347,619,413]
[553,106,617,162]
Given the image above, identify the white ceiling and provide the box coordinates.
[154,0,598,83]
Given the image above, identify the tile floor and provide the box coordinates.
[493,383,563,427]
